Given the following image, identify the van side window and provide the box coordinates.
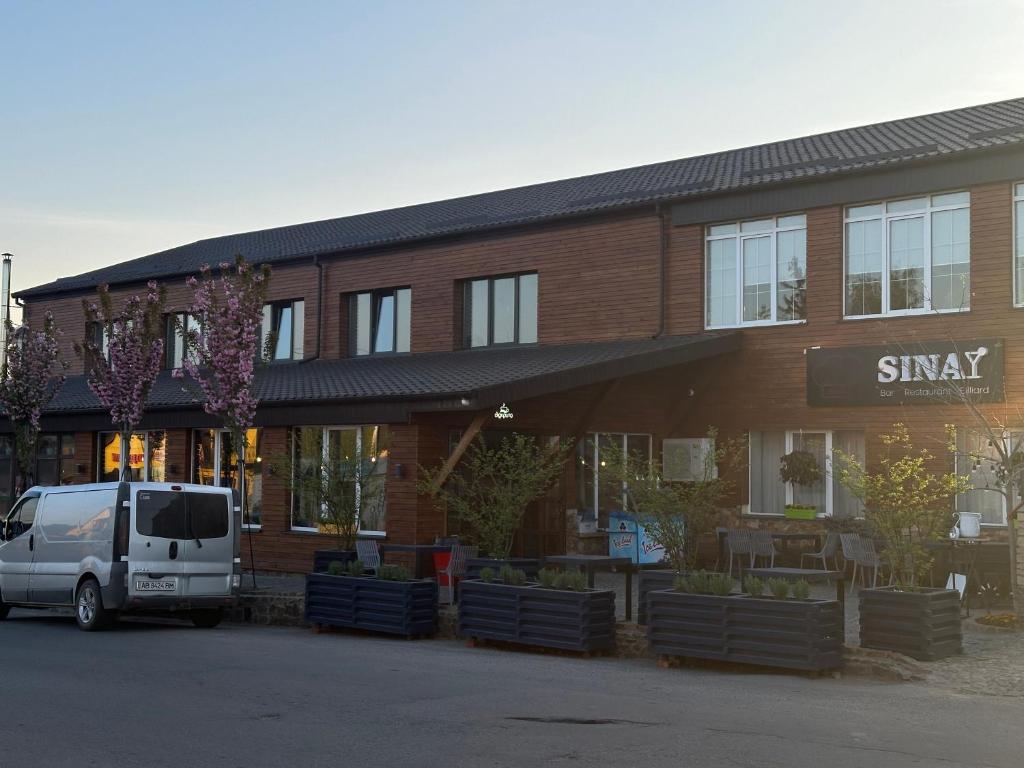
[6,497,38,539]
[136,491,188,539]
[188,493,229,539]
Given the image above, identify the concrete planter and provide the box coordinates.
[647,590,843,672]
[458,579,616,652]
[859,586,962,660]
[637,569,677,625]
[305,573,437,637]
[465,557,541,579]
[312,550,356,574]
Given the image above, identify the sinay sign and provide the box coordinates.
[807,339,1004,406]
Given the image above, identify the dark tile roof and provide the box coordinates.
[42,332,740,415]
[19,97,1024,299]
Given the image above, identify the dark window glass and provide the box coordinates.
[262,300,304,361]
[464,273,537,348]
[374,293,395,352]
[351,288,411,356]
[188,492,229,539]
[135,490,188,539]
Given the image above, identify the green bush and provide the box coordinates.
[768,578,790,600]
[559,571,587,592]
[792,579,811,600]
[347,559,364,577]
[708,573,733,597]
[673,575,691,593]
[479,567,495,584]
[743,576,764,597]
[377,564,410,581]
[327,560,346,576]
[687,571,712,595]
[537,568,558,589]
[499,566,527,586]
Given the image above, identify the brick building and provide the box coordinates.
[10,97,1024,579]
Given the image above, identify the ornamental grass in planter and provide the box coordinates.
[646,572,843,672]
[458,567,616,653]
[305,560,438,638]
[835,423,970,661]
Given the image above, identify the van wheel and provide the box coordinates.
[191,608,223,629]
[0,597,9,620]
[75,578,109,631]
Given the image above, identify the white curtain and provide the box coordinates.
[749,431,786,515]
[832,431,865,519]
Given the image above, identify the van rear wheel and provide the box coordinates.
[191,608,223,629]
[75,578,109,631]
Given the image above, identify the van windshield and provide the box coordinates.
[136,490,229,540]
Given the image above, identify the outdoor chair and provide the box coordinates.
[839,533,862,592]
[801,532,840,571]
[855,537,888,588]
[438,544,477,605]
[750,530,779,568]
[725,530,753,578]
[355,539,381,576]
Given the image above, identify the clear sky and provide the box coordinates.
[2,0,1023,297]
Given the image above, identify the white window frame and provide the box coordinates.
[1013,182,1024,308]
[704,214,808,329]
[579,432,652,514]
[843,191,970,319]
[192,428,263,530]
[953,427,1021,527]
[784,430,833,518]
[289,425,387,537]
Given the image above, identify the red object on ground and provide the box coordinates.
[434,551,453,586]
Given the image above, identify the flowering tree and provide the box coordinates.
[76,283,166,480]
[0,312,67,492]
[175,256,271,581]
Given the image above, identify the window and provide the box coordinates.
[291,426,389,535]
[98,431,166,482]
[164,312,200,369]
[463,273,537,347]
[1015,183,1024,306]
[576,432,651,528]
[955,428,1021,526]
[705,215,807,328]
[4,495,39,539]
[86,322,109,363]
[844,192,970,317]
[748,430,864,518]
[261,300,304,361]
[193,428,262,527]
[350,287,411,355]
[135,490,229,540]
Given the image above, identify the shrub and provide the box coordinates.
[378,564,410,581]
[560,571,588,592]
[792,579,811,600]
[673,575,691,593]
[347,559,365,577]
[743,576,764,597]
[537,568,558,589]
[479,567,495,584]
[708,573,733,597]
[687,571,712,595]
[499,565,527,586]
[327,560,346,576]
[768,578,790,600]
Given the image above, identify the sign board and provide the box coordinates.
[807,338,1004,406]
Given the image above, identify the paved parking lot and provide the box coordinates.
[2,608,1022,768]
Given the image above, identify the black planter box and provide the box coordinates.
[305,573,438,637]
[637,570,678,625]
[313,550,356,573]
[465,557,541,579]
[646,590,843,672]
[458,579,615,652]
[859,586,962,660]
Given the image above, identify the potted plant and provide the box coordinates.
[646,572,843,672]
[420,433,571,578]
[270,443,385,573]
[835,423,970,660]
[780,449,823,519]
[458,566,616,653]
[305,559,438,637]
[599,429,744,624]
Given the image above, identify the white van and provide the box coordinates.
[0,482,241,630]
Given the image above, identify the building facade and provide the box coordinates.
[12,98,1024,579]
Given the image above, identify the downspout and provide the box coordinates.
[305,255,324,362]
[654,203,669,338]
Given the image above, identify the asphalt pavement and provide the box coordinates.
[2,608,1019,768]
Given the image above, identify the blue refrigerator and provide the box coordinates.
[608,511,668,564]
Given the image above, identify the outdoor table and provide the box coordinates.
[770,532,823,565]
[379,544,449,579]
[745,567,847,636]
[928,539,1010,615]
[543,554,635,621]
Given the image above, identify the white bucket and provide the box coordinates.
[956,512,982,539]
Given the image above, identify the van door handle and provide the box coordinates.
[29,534,33,552]
[168,541,178,560]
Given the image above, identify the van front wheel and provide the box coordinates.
[191,608,223,629]
[75,578,109,631]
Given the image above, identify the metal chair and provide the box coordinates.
[839,533,862,592]
[750,530,779,568]
[355,539,381,575]
[856,537,888,588]
[438,544,477,605]
[725,530,753,578]
[801,532,840,571]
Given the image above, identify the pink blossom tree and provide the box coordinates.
[76,282,166,480]
[0,312,68,493]
[175,256,271,582]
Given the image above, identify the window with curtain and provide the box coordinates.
[748,430,864,518]
[193,428,262,527]
[955,428,1020,526]
[844,191,970,317]
[705,215,807,328]
[349,287,411,355]
[463,273,538,348]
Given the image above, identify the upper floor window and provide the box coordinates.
[86,321,110,363]
[705,215,807,328]
[1014,183,1024,306]
[262,300,304,361]
[164,312,200,369]
[463,273,537,348]
[350,287,411,356]
[844,191,970,318]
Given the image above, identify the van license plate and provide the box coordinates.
[135,579,176,592]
